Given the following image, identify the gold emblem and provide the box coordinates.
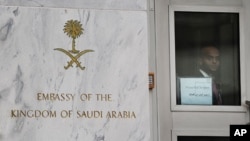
[54,20,94,70]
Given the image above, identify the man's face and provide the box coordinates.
[200,46,220,72]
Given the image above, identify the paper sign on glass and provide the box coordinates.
[180,78,212,105]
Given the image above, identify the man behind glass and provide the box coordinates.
[197,44,222,105]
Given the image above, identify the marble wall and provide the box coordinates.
[0,3,150,141]
[0,0,147,10]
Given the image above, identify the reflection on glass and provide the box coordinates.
[178,136,229,141]
[175,12,241,106]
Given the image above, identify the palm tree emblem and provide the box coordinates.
[54,20,94,70]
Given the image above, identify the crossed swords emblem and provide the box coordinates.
[54,48,94,70]
[54,20,94,70]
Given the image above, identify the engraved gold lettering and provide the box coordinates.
[11,110,56,118]
[60,110,73,118]
[106,111,136,119]
[11,109,18,117]
[112,111,117,118]
[77,111,103,118]
[96,94,112,101]
[80,94,92,101]
[37,93,75,101]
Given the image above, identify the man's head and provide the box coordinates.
[199,45,220,74]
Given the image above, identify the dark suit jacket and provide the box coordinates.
[183,69,240,105]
